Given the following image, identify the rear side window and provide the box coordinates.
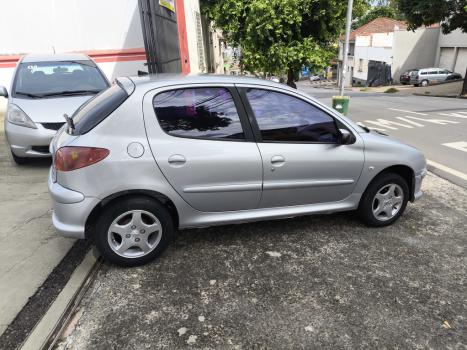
[153,87,244,140]
[70,83,128,135]
[246,89,338,143]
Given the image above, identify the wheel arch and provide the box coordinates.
[85,190,180,239]
[366,164,415,202]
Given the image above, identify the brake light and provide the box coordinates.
[55,147,109,171]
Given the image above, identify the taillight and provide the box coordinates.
[55,147,109,171]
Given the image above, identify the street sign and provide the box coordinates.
[159,0,175,12]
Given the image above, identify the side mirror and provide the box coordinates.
[339,128,356,145]
[0,86,8,98]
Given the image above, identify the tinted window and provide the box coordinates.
[421,72,428,75]
[70,83,128,135]
[428,70,439,74]
[153,88,244,140]
[14,60,108,98]
[246,89,338,143]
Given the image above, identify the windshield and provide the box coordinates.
[13,60,109,98]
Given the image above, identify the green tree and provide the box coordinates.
[352,5,403,29]
[395,0,467,34]
[201,0,368,87]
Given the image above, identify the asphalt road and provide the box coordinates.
[55,173,466,349]
[298,82,467,188]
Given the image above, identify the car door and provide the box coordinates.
[238,85,364,208]
[143,84,263,212]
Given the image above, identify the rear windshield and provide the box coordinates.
[69,83,128,135]
[13,60,109,98]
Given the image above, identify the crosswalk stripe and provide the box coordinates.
[388,108,428,115]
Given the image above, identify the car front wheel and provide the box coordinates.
[94,196,175,267]
[358,173,409,227]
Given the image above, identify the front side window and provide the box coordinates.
[13,60,108,98]
[153,87,244,140]
[246,89,338,143]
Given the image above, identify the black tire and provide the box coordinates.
[94,196,175,267]
[358,172,409,227]
[11,151,28,165]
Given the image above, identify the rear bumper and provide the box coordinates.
[48,169,99,239]
[5,121,58,157]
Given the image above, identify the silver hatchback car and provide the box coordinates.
[1,53,109,164]
[49,75,426,266]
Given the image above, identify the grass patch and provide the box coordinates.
[384,87,399,93]
[424,91,431,95]
[360,87,370,92]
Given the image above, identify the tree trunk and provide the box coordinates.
[287,67,297,89]
[462,68,467,96]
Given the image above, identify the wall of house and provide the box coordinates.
[353,34,393,83]
[392,27,439,82]
[0,0,147,90]
[436,29,467,76]
[184,0,206,73]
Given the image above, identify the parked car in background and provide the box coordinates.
[0,53,109,164]
[399,69,418,85]
[309,74,325,82]
[410,68,462,87]
[48,75,426,267]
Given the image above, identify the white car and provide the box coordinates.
[0,53,109,164]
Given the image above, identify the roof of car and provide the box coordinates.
[127,74,293,90]
[21,53,92,63]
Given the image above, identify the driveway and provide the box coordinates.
[56,173,466,349]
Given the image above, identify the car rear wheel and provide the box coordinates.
[358,173,409,227]
[421,80,429,87]
[11,150,28,165]
[94,196,175,267]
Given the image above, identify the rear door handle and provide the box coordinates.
[168,154,186,166]
[271,155,285,165]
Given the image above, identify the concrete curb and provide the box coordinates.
[19,249,101,350]
[412,93,467,99]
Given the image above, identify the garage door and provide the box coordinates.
[439,47,455,70]
[454,48,467,77]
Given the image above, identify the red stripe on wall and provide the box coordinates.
[176,0,191,74]
[0,48,147,68]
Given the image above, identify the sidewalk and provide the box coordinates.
[0,112,74,336]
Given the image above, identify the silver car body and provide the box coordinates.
[410,67,455,86]
[4,53,109,158]
[49,75,426,239]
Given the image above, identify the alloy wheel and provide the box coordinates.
[372,183,404,221]
[107,210,162,258]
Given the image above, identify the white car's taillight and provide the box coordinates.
[7,104,37,129]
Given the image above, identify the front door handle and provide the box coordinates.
[168,154,186,166]
[271,155,285,165]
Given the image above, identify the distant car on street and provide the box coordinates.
[399,69,418,85]
[48,74,426,266]
[410,67,462,87]
[309,74,325,82]
[0,53,109,164]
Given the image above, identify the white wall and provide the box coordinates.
[392,27,439,80]
[0,0,144,54]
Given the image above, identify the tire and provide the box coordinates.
[11,150,28,165]
[421,80,428,87]
[358,173,409,227]
[94,196,175,267]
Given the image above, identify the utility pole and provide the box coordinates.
[339,0,353,96]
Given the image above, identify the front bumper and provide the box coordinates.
[48,168,99,239]
[5,121,59,158]
[413,168,427,201]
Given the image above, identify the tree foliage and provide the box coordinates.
[352,5,403,29]
[201,0,367,87]
[395,0,467,34]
